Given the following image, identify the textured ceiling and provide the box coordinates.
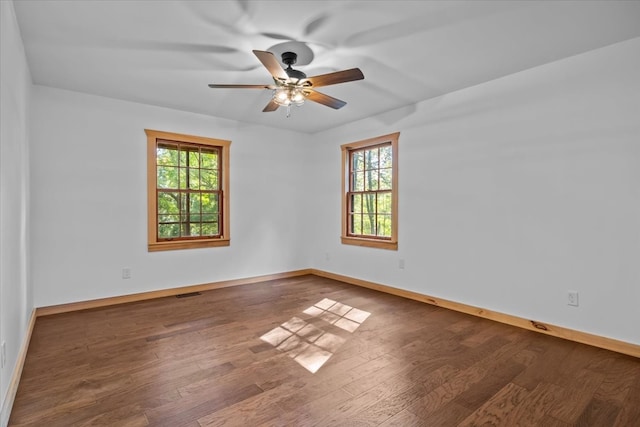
[13,0,640,133]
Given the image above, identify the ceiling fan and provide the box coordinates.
[208,50,364,116]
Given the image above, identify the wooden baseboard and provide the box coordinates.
[310,269,640,359]
[1,308,36,426]
[36,269,313,317]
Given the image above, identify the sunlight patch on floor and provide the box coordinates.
[260,299,371,373]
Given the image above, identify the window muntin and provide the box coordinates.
[341,133,398,250]
[146,130,230,251]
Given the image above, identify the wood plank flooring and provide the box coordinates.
[9,275,640,426]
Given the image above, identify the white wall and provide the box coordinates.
[309,37,640,345]
[0,1,33,424]
[29,86,311,307]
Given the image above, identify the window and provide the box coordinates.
[146,129,230,251]
[341,132,399,250]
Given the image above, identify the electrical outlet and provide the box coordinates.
[398,259,405,270]
[1,341,6,368]
[568,291,579,307]
[122,268,131,279]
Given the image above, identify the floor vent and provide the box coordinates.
[175,292,202,298]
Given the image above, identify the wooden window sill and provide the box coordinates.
[148,239,230,252]
[341,236,397,250]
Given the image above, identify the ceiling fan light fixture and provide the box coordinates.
[272,87,306,107]
[291,89,305,103]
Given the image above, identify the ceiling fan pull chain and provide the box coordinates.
[286,105,291,118]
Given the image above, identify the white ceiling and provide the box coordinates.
[13,0,640,134]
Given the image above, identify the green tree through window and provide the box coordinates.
[349,143,393,238]
[156,142,221,239]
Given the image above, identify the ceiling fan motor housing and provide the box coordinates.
[281,52,307,80]
[281,51,297,66]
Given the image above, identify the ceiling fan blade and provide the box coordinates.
[208,84,275,89]
[124,41,239,54]
[304,14,330,36]
[262,99,280,112]
[252,50,289,81]
[306,90,347,109]
[259,32,295,41]
[304,68,364,88]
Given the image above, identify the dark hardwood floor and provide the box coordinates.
[9,275,640,426]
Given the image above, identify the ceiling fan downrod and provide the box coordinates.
[281,52,307,81]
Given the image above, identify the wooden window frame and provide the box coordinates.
[341,132,399,250]
[146,129,231,251]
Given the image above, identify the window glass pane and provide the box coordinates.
[189,224,201,237]
[189,193,201,214]
[202,222,219,236]
[188,168,200,190]
[201,149,219,169]
[157,145,179,166]
[157,166,178,189]
[377,215,391,237]
[377,192,391,214]
[350,194,362,213]
[158,214,179,223]
[158,192,179,214]
[350,214,362,235]
[363,193,376,215]
[200,169,218,190]
[188,151,200,168]
[352,151,363,172]
[364,148,378,170]
[379,168,392,190]
[180,193,189,216]
[364,170,379,191]
[380,145,392,168]
[178,168,187,189]
[158,223,180,239]
[201,194,218,213]
[179,217,194,237]
[353,172,364,192]
[202,213,217,222]
[362,214,374,235]
[179,149,187,167]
